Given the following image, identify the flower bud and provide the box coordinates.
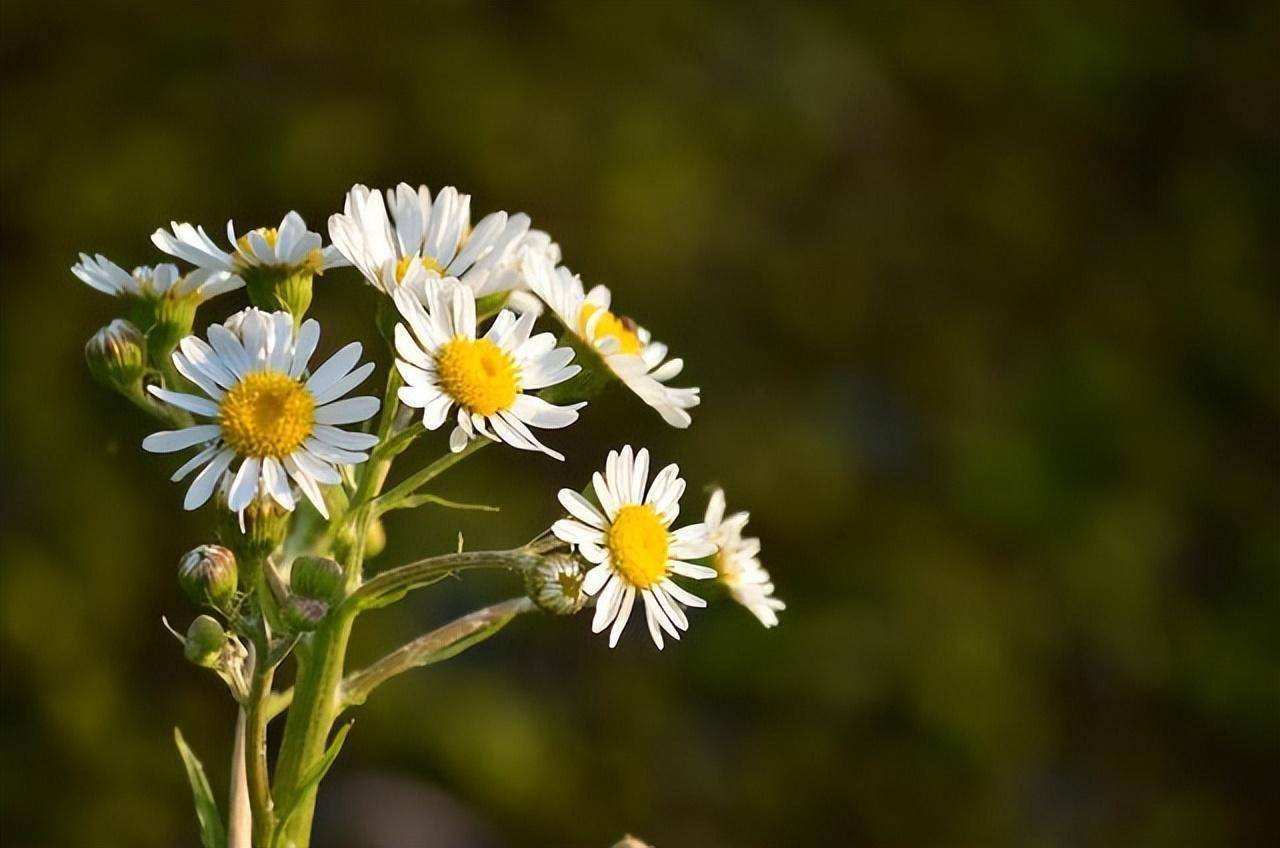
[525,553,588,615]
[244,265,314,324]
[364,518,386,559]
[184,615,229,668]
[290,556,343,603]
[282,596,329,632]
[217,495,290,567]
[85,319,146,391]
[145,294,199,363]
[178,544,238,611]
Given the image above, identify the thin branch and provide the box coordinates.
[341,597,535,708]
[244,640,276,846]
[372,438,489,514]
[343,549,543,613]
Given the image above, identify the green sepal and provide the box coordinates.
[536,330,617,405]
[173,727,227,848]
[474,290,510,321]
[243,265,314,324]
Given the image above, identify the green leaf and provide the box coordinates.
[173,727,227,848]
[273,722,354,845]
[389,493,500,515]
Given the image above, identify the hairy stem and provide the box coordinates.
[342,597,535,708]
[345,549,543,612]
[245,639,276,847]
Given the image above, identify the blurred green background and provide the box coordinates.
[2,1,1278,846]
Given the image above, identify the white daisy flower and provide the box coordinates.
[524,252,700,428]
[72,256,240,302]
[151,210,345,285]
[504,228,561,316]
[704,489,785,628]
[391,281,584,460]
[328,183,534,298]
[141,308,380,517]
[551,446,719,649]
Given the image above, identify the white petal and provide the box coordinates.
[608,586,636,648]
[313,396,380,425]
[306,342,363,396]
[142,425,221,453]
[184,449,234,510]
[228,458,261,512]
[592,574,623,633]
[290,319,321,377]
[557,489,606,528]
[581,563,612,596]
[148,386,219,417]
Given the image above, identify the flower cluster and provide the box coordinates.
[77,180,782,848]
[79,182,781,649]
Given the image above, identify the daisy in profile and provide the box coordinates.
[141,308,380,517]
[152,211,345,315]
[72,256,241,303]
[704,488,785,627]
[391,282,583,459]
[524,252,700,428]
[328,183,535,299]
[551,446,718,649]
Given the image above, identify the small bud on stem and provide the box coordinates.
[179,544,239,611]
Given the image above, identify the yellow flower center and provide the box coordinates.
[218,371,315,458]
[436,337,519,416]
[607,504,669,588]
[236,227,279,255]
[579,303,643,355]
[714,548,741,585]
[395,254,445,282]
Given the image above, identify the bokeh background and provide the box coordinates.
[2,2,1278,846]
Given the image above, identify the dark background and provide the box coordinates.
[2,1,1278,846]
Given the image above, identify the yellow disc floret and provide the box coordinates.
[436,337,519,416]
[395,254,445,282]
[237,227,279,255]
[579,303,643,355]
[218,371,315,458]
[607,504,670,588]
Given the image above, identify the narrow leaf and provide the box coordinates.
[273,721,354,844]
[386,492,500,515]
[174,726,227,848]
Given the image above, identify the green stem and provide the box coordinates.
[345,549,542,612]
[245,638,276,847]
[341,597,534,708]
[373,439,489,514]
[269,608,354,848]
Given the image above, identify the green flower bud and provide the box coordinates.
[243,265,314,324]
[364,518,386,560]
[184,615,229,668]
[217,496,290,568]
[282,596,329,632]
[143,294,199,363]
[289,556,343,603]
[178,544,239,611]
[85,319,146,391]
[525,553,588,615]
